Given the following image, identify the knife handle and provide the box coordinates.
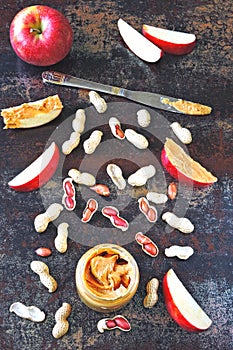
[42,71,124,97]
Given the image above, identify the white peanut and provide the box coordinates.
[72,109,86,133]
[170,122,192,144]
[106,163,126,190]
[34,203,63,233]
[162,212,194,233]
[55,223,69,253]
[146,192,168,204]
[68,168,96,186]
[9,302,46,322]
[137,109,151,127]
[165,245,194,260]
[83,130,103,154]
[143,278,159,308]
[125,129,149,149]
[62,131,81,155]
[30,261,58,293]
[52,303,72,339]
[128,165,156,187]
[89,91,107,113]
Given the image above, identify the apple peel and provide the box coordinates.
[142,25,196,55]
[10,5,73,66]
[161,138,217,186]
[163,269,212,332]
[8,142,60,192]
[118,18,163,63]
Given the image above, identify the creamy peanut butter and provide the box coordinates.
[161,98,212,115]
[76,244,139,312]
[84,250,131,299]
[164,138,217,183]
[1,94,63,128]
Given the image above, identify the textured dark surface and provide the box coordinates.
[0,1,232,349]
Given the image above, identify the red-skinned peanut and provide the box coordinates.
[97,315,131,333]
[135,232,159,257]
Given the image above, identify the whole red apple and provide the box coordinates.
[9,5,73,66]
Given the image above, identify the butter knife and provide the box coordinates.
[42,71,211,115]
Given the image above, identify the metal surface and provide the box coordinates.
[0,1,232,350]
[42,70,210,114]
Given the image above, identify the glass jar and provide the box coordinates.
[75,243,140,312]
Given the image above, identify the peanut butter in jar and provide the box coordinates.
[75,244,140,312]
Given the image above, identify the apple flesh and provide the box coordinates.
[142,24,196,55]
[8,142,60,192]
[163,269,212,332]
[161,138,218,186]
[10,5,73,66]
[118,18,163,63]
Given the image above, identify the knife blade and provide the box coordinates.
[42,71,212,115]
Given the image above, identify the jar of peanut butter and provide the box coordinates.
[75,244,140,312]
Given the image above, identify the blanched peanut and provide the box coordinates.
[54,223,69,253]
[143,278,159,308]
[146,192,168,204]
[125,129,149,149]
[83,130,103,154]
[162,212,194,233]
[68,168,96,186]
[62,131,80,155]
[34,203,63,233]
[128,165,156,187]
[170,122,192,144]
[109,117,125,139]
[165,245,194,260]
[137,109,151,127]
[52,303,72,339]
[106,163,126,190]
[89,91,107,113]
[72,109,86,133]
[30,261,58,293]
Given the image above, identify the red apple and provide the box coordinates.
[9,5,73,66]
[163,269,212,332]
[118,18,163,63]
[142,24,196,55]
[8,142,60,192]
[161,138,218,186]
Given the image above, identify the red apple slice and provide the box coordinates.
[163,269,212,332]
[118,18,163,63]
[8,142,60,192]
[161,138,217,186]
[142,25,196,55]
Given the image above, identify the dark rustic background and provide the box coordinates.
[0,1,232,349]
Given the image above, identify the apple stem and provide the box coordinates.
[30,28,42,35]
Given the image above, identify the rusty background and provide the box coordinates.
[0,0,232,349]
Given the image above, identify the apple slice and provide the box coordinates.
[163,269,212,332]
[161,138,217,186]
[8,142,60,192]
[142,24,196,55]
[1,95,63,129]
[118,18,163,63]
